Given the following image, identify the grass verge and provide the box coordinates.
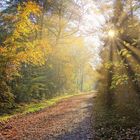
[0,93,82,122]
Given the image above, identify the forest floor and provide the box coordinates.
[0,93,95,140]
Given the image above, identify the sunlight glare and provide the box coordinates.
[108,29,116,38]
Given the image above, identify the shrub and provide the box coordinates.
[0,81,15,113]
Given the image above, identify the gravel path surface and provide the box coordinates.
[0,93,94,140]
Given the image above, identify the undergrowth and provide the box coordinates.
[93,94,140,140]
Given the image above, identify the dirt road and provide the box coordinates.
[0,93,94,140]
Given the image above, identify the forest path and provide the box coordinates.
[0,93,95,140]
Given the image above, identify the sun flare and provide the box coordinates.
[108,29,116,38]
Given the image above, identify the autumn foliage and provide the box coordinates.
[0,1,93,112]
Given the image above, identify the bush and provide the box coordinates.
[0,81,15,113]
[29,83,46,100]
